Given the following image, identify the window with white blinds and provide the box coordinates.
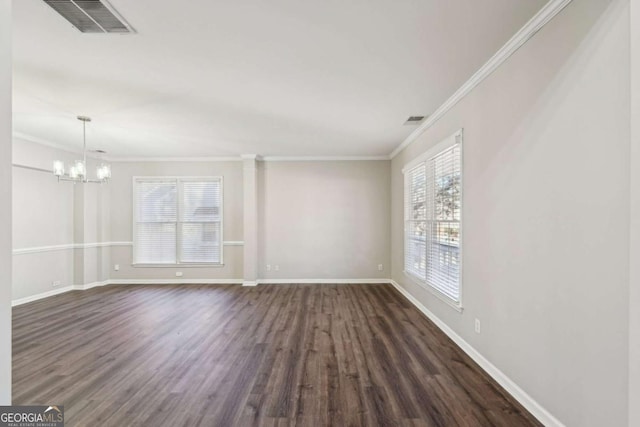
[134,177,223,265]
[404,130,462,306]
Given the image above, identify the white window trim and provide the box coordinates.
[402,129,464,312]
[132,176,224,267]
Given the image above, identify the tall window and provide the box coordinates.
[404,131,462,305]
[134,177,223,265]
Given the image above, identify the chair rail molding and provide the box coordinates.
[13,240,244,255]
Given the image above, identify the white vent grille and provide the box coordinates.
[43,0,134,34]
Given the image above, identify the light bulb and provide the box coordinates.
[97,165,109,180]
[74,160,86,177]
[69,165,79,179]
[53,160,65,177]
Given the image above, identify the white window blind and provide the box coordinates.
[179,180,222,263]
[405,163,426,280]
[404,132,462,305]
[135,180,178,264]
[134,177,223,265]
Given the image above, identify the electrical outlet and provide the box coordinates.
[114,264,120,271]
[378,264,384,271]
[274,265,280,271]
[52,280,61,288]
[266,264,271,271]
[474,318,481,334]
[176,272,183,277]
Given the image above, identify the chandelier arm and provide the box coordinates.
[57,176,80,183]
[53,116,110,184]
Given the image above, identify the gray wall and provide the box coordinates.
[12,154,392,289]
[108,161,245,281]
[12,139,75,300]
[390,0,629,425]
[12,140,114,299]
[0,0,10,405]
[630,0,640,424]
[107,159,391,282]
[8,1,634,421]
[258,161,391,280]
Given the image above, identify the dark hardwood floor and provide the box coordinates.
[12,283,541,426]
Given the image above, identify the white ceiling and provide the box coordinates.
[12,0,546,158]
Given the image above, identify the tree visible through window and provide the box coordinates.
[134,177,223,265]
[404,132,462,305]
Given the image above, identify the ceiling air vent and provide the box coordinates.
[43,0,135,34]
[404,116,426,125]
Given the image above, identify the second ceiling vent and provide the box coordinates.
[43,0,135,34]
[404,116,427,125]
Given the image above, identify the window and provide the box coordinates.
[404,130,462,306]
[134,177,223,265]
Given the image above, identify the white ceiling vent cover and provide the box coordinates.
[43,0,135,34]
[403,116,427,125]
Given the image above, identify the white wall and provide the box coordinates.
[12,139,115,299]
[390,0,630,426]
[107,159,391,283]
[0,0,10,405]
[243,157,258,284]
[74,158,111,286]
[630,0,640,424]
[12,154,392,293]
[259,161,390,280]
[12,139,75,300]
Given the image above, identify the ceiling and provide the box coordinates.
[12,0,546,158]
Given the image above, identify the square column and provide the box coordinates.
[242,155,258,286]
[0,0,11,404]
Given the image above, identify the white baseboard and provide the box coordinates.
[12,278,391,306]
[256,278,391,284]
[108,279,243,285]
[11,279,243,305]
[12,286,76,306]
[12,276,561,426]
[11,278,392,306]
[73,280,110,291]
[388,280,564,427]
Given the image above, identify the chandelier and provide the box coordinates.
[52,116,112,183]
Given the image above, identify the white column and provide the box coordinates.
[0,0,11,405]
[630,0,640,424]
[242,155,258,286]
[73,184,85,286]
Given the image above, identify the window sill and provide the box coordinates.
[403,270,463,313]
[132,263,225,268]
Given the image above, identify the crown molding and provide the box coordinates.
[13,131,88,157]
[14,131,393,162]
[389,0,573,159]
[12,132,243,162]
[260,155,390,161]
[97,155,390,162]
[12,134,390,162]
[109,156,243,162]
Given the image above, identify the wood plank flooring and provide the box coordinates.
[12,284,541,426]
